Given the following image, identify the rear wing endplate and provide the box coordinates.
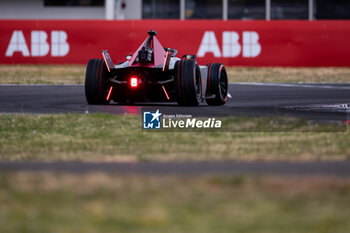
[101,50,115,72]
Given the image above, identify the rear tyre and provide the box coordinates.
[205,63,228,106]
[174,59,202,106]
[85,59,110,105]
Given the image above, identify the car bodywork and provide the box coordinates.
[85,29,228,106]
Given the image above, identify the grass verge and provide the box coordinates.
[0,113,348,161]
[0,172,349,233]
[0,65,84,84]
[0,65,349,84]
[226,67,350,83]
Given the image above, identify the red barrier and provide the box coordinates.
[0,20,350,66]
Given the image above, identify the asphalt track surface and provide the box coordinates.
[0,83,349,176]
[0,83,349,121]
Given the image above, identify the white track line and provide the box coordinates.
[235,82,350,90]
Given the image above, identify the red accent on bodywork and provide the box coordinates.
[106,86,113,101]
[152,36,167,67]
[128,37,148,66]
[162,85,170,100]
[162,51,169,71]
[101,52,110,72]
[128,34,166,67]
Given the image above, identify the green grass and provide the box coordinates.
[0,114,348,161]
[226,67,350,83]
[0,173,349,233]
[0,65,349,84]
[0,65,84,84]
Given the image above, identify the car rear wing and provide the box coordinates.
[101,50,115,72]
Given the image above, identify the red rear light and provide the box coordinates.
[130,77,138,88]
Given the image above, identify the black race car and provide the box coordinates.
[85,29,228,106]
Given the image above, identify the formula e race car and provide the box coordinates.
[85,29,228,106]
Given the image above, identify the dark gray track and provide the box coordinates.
[0,83,349,120]
[1,161,350,176]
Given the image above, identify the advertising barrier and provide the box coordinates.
[0,20,349,66]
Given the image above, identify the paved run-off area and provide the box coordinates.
[0,83,349,121]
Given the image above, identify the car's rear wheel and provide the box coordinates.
[174,59,202,106]
[85,59,110,105]
[205,63,228,106]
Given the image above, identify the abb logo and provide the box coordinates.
[5,30,70,57]
[197,31,261,58]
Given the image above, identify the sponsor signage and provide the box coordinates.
[0,20,350,66]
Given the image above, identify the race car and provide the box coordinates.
[85,29,228,106]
